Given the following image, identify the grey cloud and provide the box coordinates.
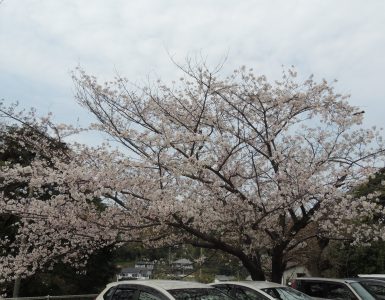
[0,0,384,128]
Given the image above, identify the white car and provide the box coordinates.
[96,280,235,300]
[210,281,313,300]
[292,277,380,300]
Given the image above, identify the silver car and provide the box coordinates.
[210,281,313,300]
[96,280,235,300]
[292,277,377,300]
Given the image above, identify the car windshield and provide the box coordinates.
[168,288,234,300]
[261,287,313,300]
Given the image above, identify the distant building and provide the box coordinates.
[172,258,194,270]
[135,261,155,270]
[117,267,152,280]
[171,258,194,277]
[282,264,311,285]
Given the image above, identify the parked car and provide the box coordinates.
[347,279,385,300]
[291,277,377,300]
[210,281,313,300]
[96,280,234,300]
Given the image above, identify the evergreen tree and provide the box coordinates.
[323,170,385,277]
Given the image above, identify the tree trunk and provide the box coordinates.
[271,247,286,283]
[13,277,21,298]
[241,254,266,281]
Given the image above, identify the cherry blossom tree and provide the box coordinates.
[1,64,385,284]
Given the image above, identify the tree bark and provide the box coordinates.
[241,254,266,281]
[271,247,286,283]
[13,277,21,298]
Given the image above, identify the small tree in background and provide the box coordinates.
[0,122,117,296]
[323,169,385,277]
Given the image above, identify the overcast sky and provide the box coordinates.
[1,0,385,137]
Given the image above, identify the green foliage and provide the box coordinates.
[193,272,215,284]
[113,243,248,282]
[354,168,385,200]
[320,170,385,277]
[323,241,385,277]
[114,243,170,264]
[355,168,385,223]
[0,124,116,296]
[18,247,118,296]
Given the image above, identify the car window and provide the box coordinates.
[365,283,385,297]
[139,291,163,300]
[234,286,267,300]
[303,282,327,298]
[112,287,137,300]
[324,283,357,300]
[168,288,234,300]
[261,287,313,300]
[211,285,232,295]
[300,281,326,298]
[104,287,117,300]
[296,281,357,300]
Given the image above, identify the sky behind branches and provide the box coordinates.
[1,0,385,138]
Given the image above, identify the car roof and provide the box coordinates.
[294,277,359,283]
[358,274,385,278]
[357,276,385,281]
[211,281,284,289]
[106,280,211,291]
[346,278,385,284]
